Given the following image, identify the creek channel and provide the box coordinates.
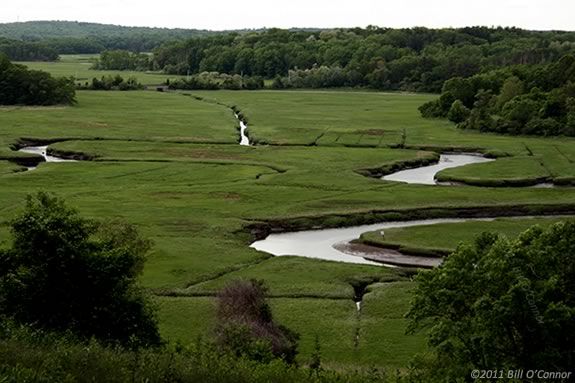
[17,145,76,170]
[382,153,494,185]
[234,114,250,146]
[250,217,498,268]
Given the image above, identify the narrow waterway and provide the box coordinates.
[250,217,496,267]
[235,114,250,146]
[382,153,494,185]
[17,145,76,170]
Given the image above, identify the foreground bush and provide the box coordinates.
[0,323,386,383]
[0,193,160,346]
[215,279,299,364]
[406,221,575,382]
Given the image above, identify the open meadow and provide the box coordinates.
[0,86,574,369]
[16,54,183,85]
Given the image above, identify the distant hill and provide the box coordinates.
[0,21,322,55]
[0,21,222,54]
[0,20,211,40]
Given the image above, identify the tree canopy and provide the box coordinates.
[152,27,575,92]
[419,55,575,136]
[407,221,575,381]
[0,54,76,105]
[0,37,59,61]
[0,193,160,347]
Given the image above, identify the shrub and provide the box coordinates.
[447,100,470,123]
[215,279,299,364]
[407,222,575,381]
[0,192,160,347]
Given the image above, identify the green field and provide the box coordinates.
[157,281,425,370]
[16,54,183,85]
[0,88,574,370]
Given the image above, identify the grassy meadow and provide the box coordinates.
[0,86,574,370]
[16,54,183,85]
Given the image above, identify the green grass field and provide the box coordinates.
[156,281,426,370]
[16,54,183,85]
[0,88,574,370]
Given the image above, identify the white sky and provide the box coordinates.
[1,0,574,31]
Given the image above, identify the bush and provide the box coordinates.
[523,117,562,136]
[0,54,76,105]
[168,72,264,90]
[0,193,160,347]
[418,100,443,118]
[447,100,470,123]
[407,222,575,381]
[77,75,144,90]
[215,279,299,364]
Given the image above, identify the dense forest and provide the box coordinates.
[0,54,75,105]
[152,27,575,92]
[420,54,575,136]
[0,37,59,61]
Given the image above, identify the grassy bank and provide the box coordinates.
[358,216,573,257]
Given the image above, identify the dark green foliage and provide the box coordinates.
[152,27,575,92]
[423,54,575,136]
[77,75,145,91]
[0,193,160,347]
[0,54,76,105]
[0,37,59,61]
[447,100,470,123]
[407,222,575,381]
[168,72,264,90]
[92,50,151,71]
[280,66,357,89]
[0,322,377,383]
[215,279,299,364]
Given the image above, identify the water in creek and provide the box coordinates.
[235,114,250,146]
[250,217,496,267]
[382,153,494,185]
[17,145,76,170]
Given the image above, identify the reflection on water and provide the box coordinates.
[251,217,495,266]
[18,145,76,163]
[382,154,494,185]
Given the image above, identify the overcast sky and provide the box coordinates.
[1,0,574,31]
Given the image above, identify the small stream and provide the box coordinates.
[235,114,250,146]
[382,153,494,185]
[17,145,76,170]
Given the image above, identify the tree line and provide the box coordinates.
[0,54,75,105]
[0,37,59,61]
[91,50,151,71]
[152,27,575,92]
[168,72,265,90]
[420,54,575,136]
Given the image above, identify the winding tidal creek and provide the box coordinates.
[250,217,496,267]
[382,153,494,185]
